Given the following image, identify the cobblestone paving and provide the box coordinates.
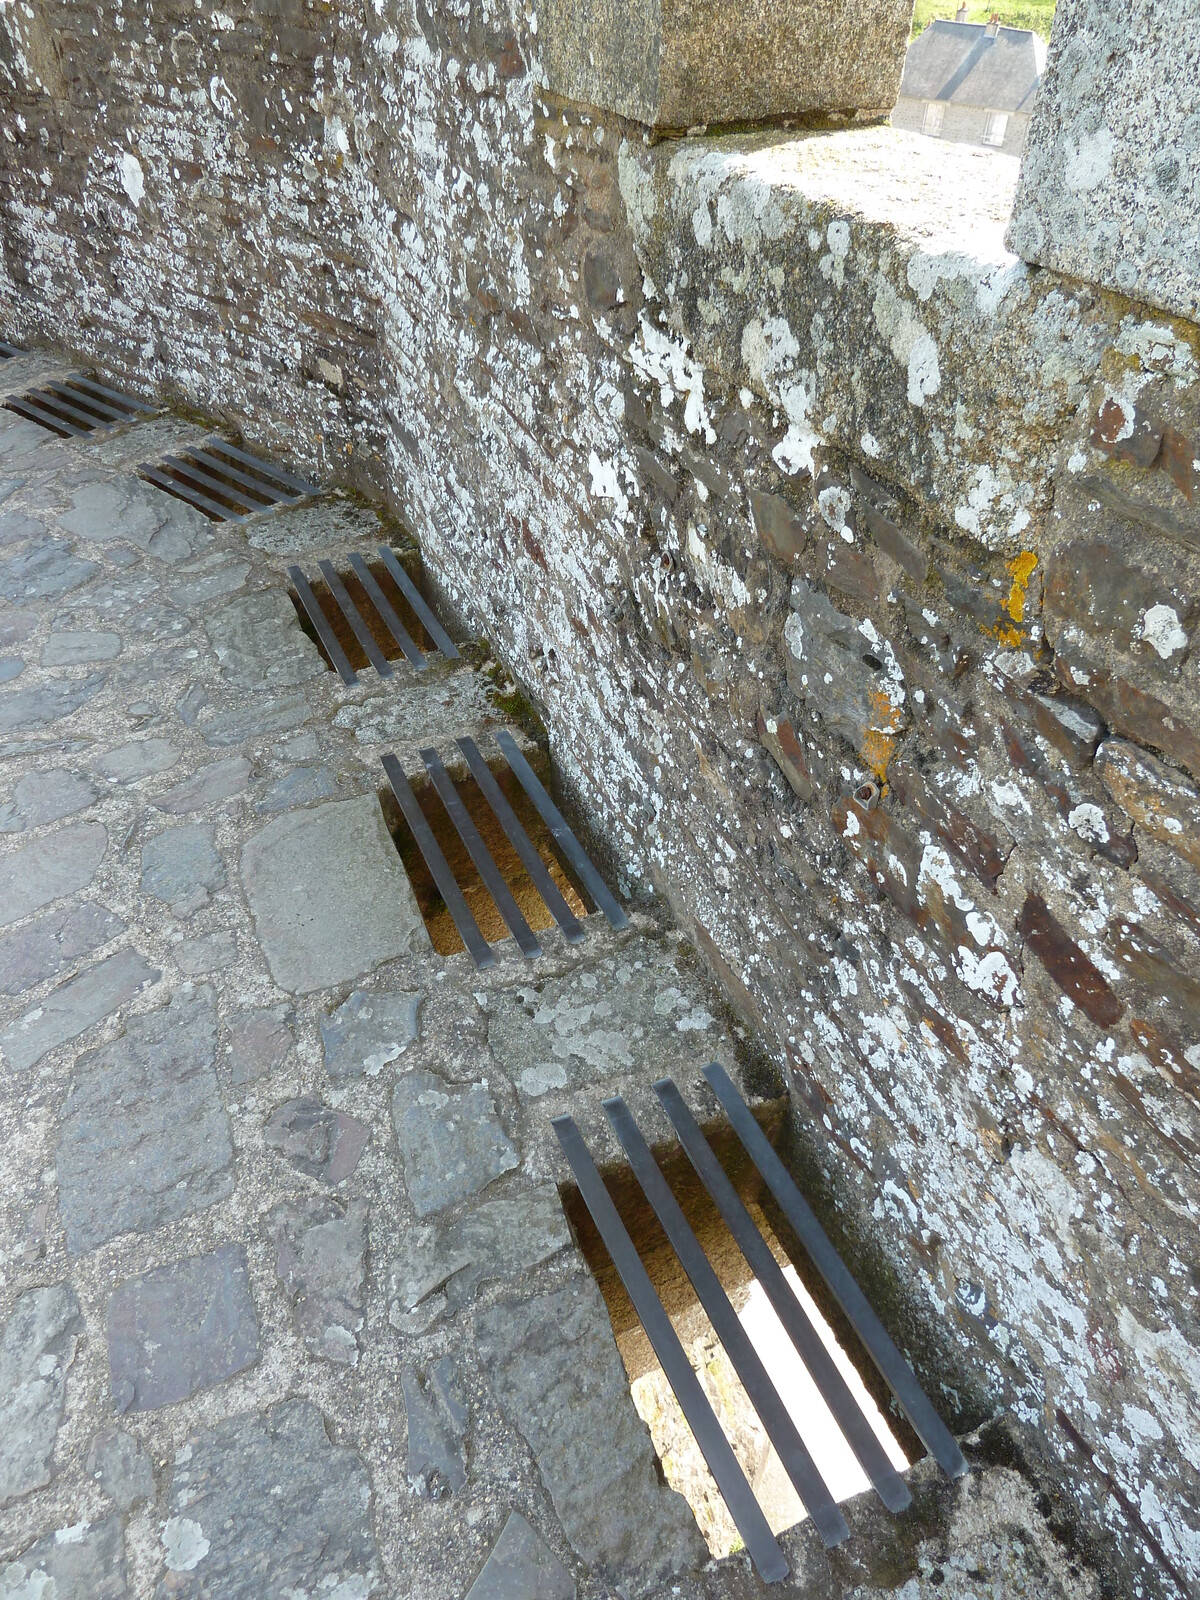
[0,363,1103,1599]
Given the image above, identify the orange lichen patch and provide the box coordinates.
[988,550,1039,647]
[860,726,899,781]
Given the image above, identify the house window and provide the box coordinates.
[983,111,1009,146]
[923,101,945,137]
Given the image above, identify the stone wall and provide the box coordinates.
[1,3,1198,1594]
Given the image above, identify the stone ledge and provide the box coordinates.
[622,124,1131,550]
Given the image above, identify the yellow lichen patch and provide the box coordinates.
[987,550,1038,647]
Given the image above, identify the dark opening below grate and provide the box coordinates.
[288,547,458,681]
[380,730,626,967]
[4,374,155,436]
[0,341,24,360]
[139,437,317,521]
[555,1064,968,1584]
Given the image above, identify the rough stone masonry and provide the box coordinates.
[0,2,1198,1599]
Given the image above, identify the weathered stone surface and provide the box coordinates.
[0,656,23,682]
[0,818,106,927]
[1018,892,1123,1028]
[107,1244,259,1412]
[173,555,250,609]
[0,765,96,832]
[226,1004,293,1084]
[1008,0,1200,321]
[0,1514,129,1600]
[199,691,312,747]
[0,900,124,997]
[1098,739,1200,873]
[264,1095,368,1184]
[466,1511,576,1600]
[321,986,421,1079]
[477,1281,704,1585]
[391,1071,517,1217]
[0,1284,81,1506]
[271,1197,367,1366]
[59,472,207,563]
[57,987,232,1253]
[141,821,224,912]
[785,579,905,776]
[756,710,817,802]
[153,755,252,813]
[488,943,723,1098]
[539,0,911,128]
[388,1184,569,1332]
[100,737,181,782]
[749,488,808,565]
[176,929,237,976]
[41,628,121,665]
[0,537,97,601]
[206,588,325,689]
[241,795,429,993]
[402,1358,468,1496]
[0,670,105,733]
[87,1427,156,1509]
[1,947,158,1071]
[257,762,340,811]
[153,1400,379,1599]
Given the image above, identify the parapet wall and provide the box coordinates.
[1,3,1198,1593]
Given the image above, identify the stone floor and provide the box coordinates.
[0,352,1104,1599]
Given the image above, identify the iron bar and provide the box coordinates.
[204,438,317,497]
[138,463,247,522]
[318,559,394,679]
[287,565,357,684]
[346,552,425,669]
[67,374,156,412]
[186,445,300,505]
[3,395,89,436]
[377,545,460,659]
[157,453,263,516]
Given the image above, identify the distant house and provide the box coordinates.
[892,11,1046,157]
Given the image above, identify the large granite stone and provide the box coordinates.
[1,947,158,1072]
[205,588,325,688]
[0,1514,129,1599]
[0,900,125,997]
[466,1511,576,1600]
[141,821,225,912]
[0,765,96,832]
[153,1400,380,1599]
[99,737,181,783]
[0,818,106,927]
[270,1196,368,1366]
[226,1004,293,1084]
[0,1284,82,1506]
[391,1071,518,1217]
[241,795,430,993]
[539,0,911,129]
[321,986,422,1079]
[57,987,233,1253]
[477,1281,704,1586]
[107,1244,260,1412]
[59,472,208,563]
[41,628,121,665]
[199,691,311,747]
[1008,0,1200,322]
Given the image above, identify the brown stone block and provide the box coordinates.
[1097,739,1200,872]
[1017,892,1122,1028]
[1055,659,1200,783]
[756,711,816,803]
[1108,918,1200,1027]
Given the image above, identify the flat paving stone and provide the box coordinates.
[322,986,422,1079]
[57,986,232,1252]
[391,1071,518,1218]
[476,1280,705,1587]
[0,946,159,1071]
[226,1004,293,1084]
[199,690,311,747]
[0,656,22,682]
[154,754,252,813]
[257,762,340,812]
[241,794,430,993]
[99,737,181,783]
[58,473,208,564]
[141,821,224,913]
[41,628,122,665]
[264,1094,368,1183]
[0,670,106,734]
[153,1399,380,1600]
[106,1243,259,1412]
[0,506,44,547]
[173,555,250,609]
[87,1427,156,1510]
[206,588,325,689]
[0,819,106,928]
[176,928,237,976]
[465,1511,576,1600]
[270,1196,368,1366]
[0,1513,129,1599]
[0,537,98,602]
[403,1357,468,1496]
[0,766,96,832]
[0,1284,82,1507]
[0,900,126,997]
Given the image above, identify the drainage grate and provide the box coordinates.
[381,728,627,968]
[3,374,155,437]
[555,1063,968,1584]
[288,546,459,682]
[139,438,317,523]
[0,341,24,360]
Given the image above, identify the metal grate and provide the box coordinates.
[0,341,24,360]
[289,546,459,682]
[139,437,317,522]
[554,1062,968,1585]
[4,374,155,437]
[381,729,627,969]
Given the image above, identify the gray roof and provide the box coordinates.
[899,19,1046,114]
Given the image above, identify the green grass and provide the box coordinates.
[911,0,1056,39]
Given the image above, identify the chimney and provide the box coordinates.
[956,4,969,19]
[985,12,1000,34]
